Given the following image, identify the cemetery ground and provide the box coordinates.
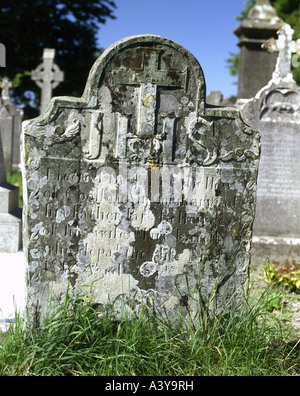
[0,254,299,376]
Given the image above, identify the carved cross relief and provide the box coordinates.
[112,48,189,163]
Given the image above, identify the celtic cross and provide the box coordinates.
[31,48,64,114]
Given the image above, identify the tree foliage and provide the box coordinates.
[236,0,256,20]
[227,0,300,85]
[0,0,116,119]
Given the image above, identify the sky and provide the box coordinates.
[96,0,248,99]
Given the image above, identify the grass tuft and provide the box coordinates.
[0,281,299,376]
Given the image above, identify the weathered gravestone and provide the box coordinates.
[22,35,260,327]
[0,131,22,252]
[31,49,64,115]
[240,24,300,264]
[0,77,23,171]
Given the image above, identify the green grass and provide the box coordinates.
[6,171,23,208]
[0,282,299,376]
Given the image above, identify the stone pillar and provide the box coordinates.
[234,0,284,99]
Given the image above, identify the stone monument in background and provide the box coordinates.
[22,35,260,327]
[0,132,22,253]
[0,77,23,171]
[240,24,300,265]
[31,48,64,115]
[0,43,5,67]
[234,0,284,99]
[206,91,231,106]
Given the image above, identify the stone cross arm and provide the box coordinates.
[31,49,64,89]
[262,23,300,82]
[31,63,64,89]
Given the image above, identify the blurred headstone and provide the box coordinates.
[0,77,23,171]
[240,24,300,265]
[206,91,231,106]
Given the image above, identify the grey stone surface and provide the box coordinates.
[0,127,5,185]
[22,35,260,327]
[240,24,300,265]
[0,43,5,67]
[31,49,64,115]
[234,0,284,99]
[0,77,23,172]
[0,132,22,253]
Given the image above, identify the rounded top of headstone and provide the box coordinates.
[82,34,207,112]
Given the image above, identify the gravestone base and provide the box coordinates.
[0,184,19,212]
[251,236,300,266]
[0,211,22,253]
[0,184,22,253]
